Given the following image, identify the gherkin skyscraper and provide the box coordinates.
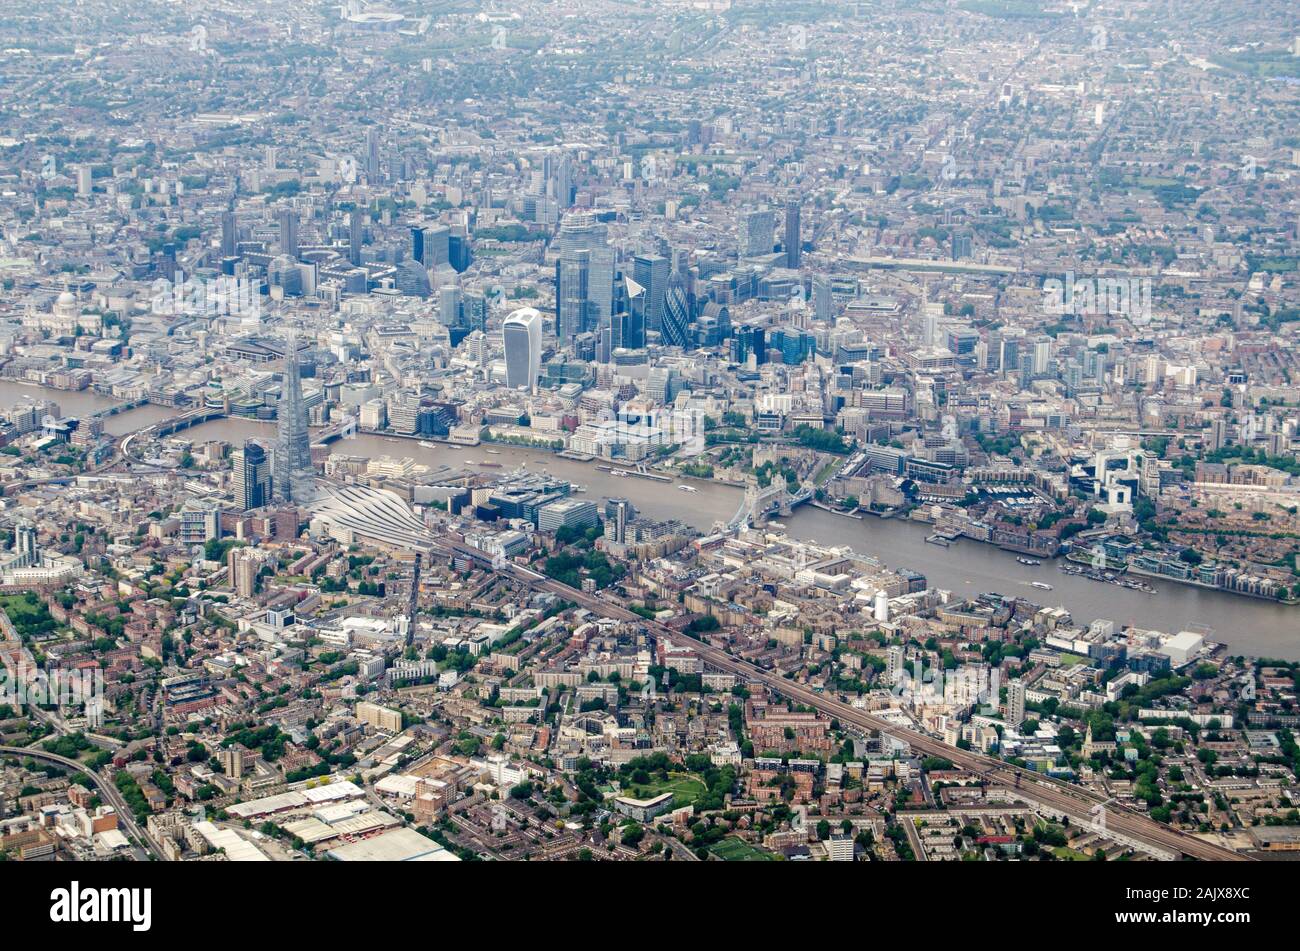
[661,270,692,349]
[273,332,315,503]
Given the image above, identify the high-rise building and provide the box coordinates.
[393,260,431,297]
[632,254,668,335]
[178,500,221,546]
[739,207,776,258]
[278,208,299,259]
[812,274,834,322]
[229,546,261,599]
[551,211,608,255]
[462,291,488,333]
[950,231,972,261]
[1006,679,1026,728]
[13,522,38,568]
[784,199,801,268]
[731,325,767,365]
[556,248,612,342]
[603,498,636,543]
[365,127,382,183]
[439,285,462,328]
[547,152,574,208]
[661,270,692,348]
[348,207,363,266]
[221,210,237,258]
[552,214,612,326]
[273,334,315,503]
[411,223,449,269]
[502,307,543,392]
[556,249,590,343]
[615,275,645,350]
[232,441,273,511]
[886,645,905,685]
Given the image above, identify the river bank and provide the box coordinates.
[3,380,1293,659]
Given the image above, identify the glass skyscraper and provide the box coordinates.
[503,307,543,392]
[784,199,801,269]
[631,253,668,335]
[233,440,273,511]
[661,270,692,348]
[274,334,315,503]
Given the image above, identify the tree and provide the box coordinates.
[816,819,831,840]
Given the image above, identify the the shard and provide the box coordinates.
[273,331,315,502]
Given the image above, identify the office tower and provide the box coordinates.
[232,440,273,511]
[503,307,543,392]
[1006,679,1026,728]
[221,210,237,258]
[731,325,766,365]
[603,498,636,543]
[922,309,940,347]
[551,211,608,254]
[393,260,431,298]
[997,335,1019,376]
[646,367,677,403]
[547,152,573,208]
[278,208,299,259]
[696,301,730,348]
[784,199,801,268]
[348,207,362,266]
[462,291,488,333]
[615,275,646,350]
[411,223,450,269]
[588,247,615,328]
[158,242,178,282]
[632,254,669,335]
[274,334,315,504]
[556,247,614,342]
[739,207,776,257]
[1033,338,1052,376]
[556,249,589,342]
[661,270,692,348]
[76,164,93,197]
[448,233,473,272]
[552,213,612,324]
[366,127,381,183]
[812,274,833,322]
[439,285,462,328]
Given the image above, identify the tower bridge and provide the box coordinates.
[725,478,814,531]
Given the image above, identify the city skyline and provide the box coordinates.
[0,0,1294,888]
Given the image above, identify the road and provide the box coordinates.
[431,535,1250,862]
[0,744,168,861]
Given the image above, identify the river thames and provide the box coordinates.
[4,382,1296,659]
